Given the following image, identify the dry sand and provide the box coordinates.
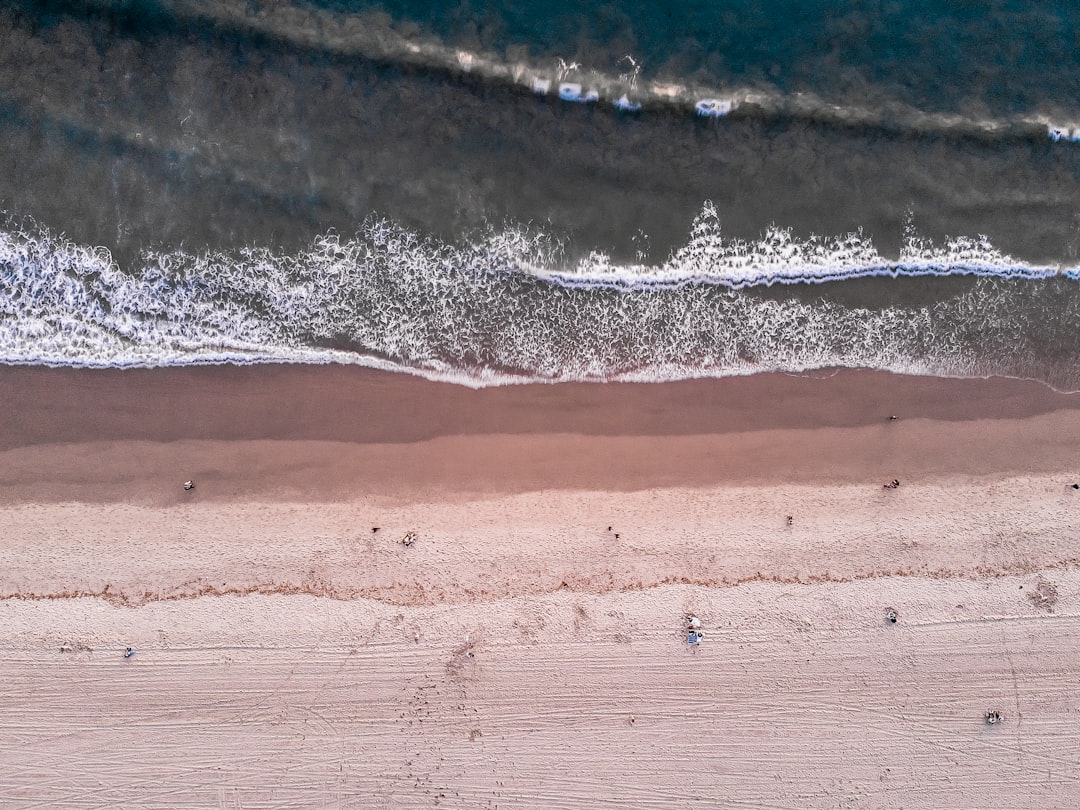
[1,366,1079,808]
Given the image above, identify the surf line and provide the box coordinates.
[514,57,1074,139]
[529,71,732,119]
[524,65,1069,141]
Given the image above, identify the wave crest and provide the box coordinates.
[538,202,1071,289]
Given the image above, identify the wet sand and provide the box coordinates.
[2,364,1080,503]
[1,365,1079,807]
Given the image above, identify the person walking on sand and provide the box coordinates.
[124,647,135,658]
[183,480,195,491]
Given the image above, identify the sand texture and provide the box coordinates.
[1,366,1079,808]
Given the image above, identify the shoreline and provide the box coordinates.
[3,364,1079,449]
[1,365,1078,505]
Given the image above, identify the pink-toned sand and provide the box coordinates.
[1,366,1079,807]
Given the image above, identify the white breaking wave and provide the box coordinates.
[536,203,1076,289]
[1,209,1078,389]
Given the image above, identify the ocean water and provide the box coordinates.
[1,0,1079,389]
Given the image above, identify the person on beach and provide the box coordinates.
[884,479,900,489]
[686,615,703,644]
[183,480,194,491]
[124,647,135,658]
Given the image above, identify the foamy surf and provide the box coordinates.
[537,204,1075,290]
[1,209,1078,390]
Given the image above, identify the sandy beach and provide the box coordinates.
[2,366,1080,807]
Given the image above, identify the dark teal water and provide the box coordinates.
[0,0,1078,387]
[325,0,1080,115]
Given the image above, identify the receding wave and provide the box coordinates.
[76,0,1080,144]
[1,209,1078,390]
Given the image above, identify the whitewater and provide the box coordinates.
[2,205,1077,391]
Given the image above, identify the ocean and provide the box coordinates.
[1,0,1079,389]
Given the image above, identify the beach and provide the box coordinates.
[3,0,1080,805]
[2,366,1079,807]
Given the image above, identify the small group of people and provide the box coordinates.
[686,615,703,645]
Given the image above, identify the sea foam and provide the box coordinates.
[535,203,1070,290]
[1,209,1078,390]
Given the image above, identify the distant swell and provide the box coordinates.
[14,0,1068,147]
[76,0,1080,144]
[1,208,1078,390]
